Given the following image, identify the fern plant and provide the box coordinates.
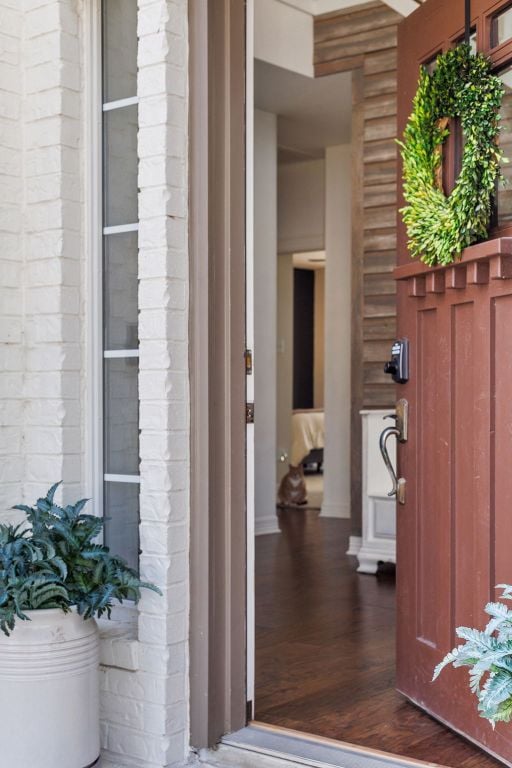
[433,585,512,726]
[0,483,160,636]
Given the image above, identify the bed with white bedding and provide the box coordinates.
[290,409,325,467]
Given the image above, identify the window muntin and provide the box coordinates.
[101,0,139,571]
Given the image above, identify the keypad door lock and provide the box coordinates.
[384,339,409,384]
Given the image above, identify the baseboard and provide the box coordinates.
[320,500,350,519]
[255,515,281,536]
[346,535,362,557]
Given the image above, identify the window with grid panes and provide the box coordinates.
[101,0,139,570]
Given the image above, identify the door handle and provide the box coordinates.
[380,426,400,498]
[379,399,408,505]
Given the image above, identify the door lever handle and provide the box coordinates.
[380,426,400,498]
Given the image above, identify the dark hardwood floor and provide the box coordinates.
[255,510,503,768]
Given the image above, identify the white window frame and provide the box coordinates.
[85,0,140,539]
[85,0,104,517]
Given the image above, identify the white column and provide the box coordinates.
[321,145,351,519]
[254,109,279,535]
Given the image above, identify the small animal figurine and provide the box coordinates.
[277,465,307,507]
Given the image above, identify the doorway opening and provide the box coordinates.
[248,3,502,768]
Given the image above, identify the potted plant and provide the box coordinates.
[434,585,512,725]
[0,483,160,768]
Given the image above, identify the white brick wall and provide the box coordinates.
[0,0,23,515]
[0,1,191,766]
[104,0,190,763]
[0,0,83,517]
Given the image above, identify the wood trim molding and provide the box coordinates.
[189,0,247,749]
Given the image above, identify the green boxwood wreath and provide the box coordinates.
[399,44,505,267]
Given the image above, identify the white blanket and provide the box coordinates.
[290,409,325,467]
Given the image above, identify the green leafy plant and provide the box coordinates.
[0,483,160,636]
[398,44,505,267]
[433,585,512,726]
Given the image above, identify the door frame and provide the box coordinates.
[188,0,367,749]
[189,0,247,748]
[188,0,367,752]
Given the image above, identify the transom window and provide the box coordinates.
[101,0,139,570]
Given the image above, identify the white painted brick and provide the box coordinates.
[0,373,23,398]
[0,31,19,67]
[0,7,21,39]
[140,489,187,524]
[139,156,186,190]
[24,30,78,68]
[138,309,187,342]
[0,146,21,177]
[0,456,24,484]
[138,3,171,37]
[24,399,78,427]
[0,317,22,344]
[0,90,20,121]
[23,372,80,399]
[27,171,80,203]
[25,60,80,94]
[25,200,81,234]
[0,62,20,95]
[25,257,80,287]
[26,314,80,344]
[0,116,21,149]
[23,427,81,455]
[138,124,186,160]
[0,426,21,455]
[139,431,189,463]
[25,3,78,40]
[138,370,187,402]
[0,345,23,371]
[26,145,78,177]
[138,248,188,280]
[25,228,80,260]
[25,343,81,372]
[25,285,79,315]
[0,205,21,233]
[0,260,21,287]
[140,459,188,493]
[24,454,81,485]
[138,278,187,311]
[138,94,186,129]
[25,115,80,150]
[139,401,188,431]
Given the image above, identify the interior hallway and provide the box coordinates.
[255,512,501,768]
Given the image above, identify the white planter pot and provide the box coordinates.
[0,608,100,768]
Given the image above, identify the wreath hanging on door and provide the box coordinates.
[398,44,504,267]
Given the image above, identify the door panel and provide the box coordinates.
[396,271,512,762]
[396,8,512,760]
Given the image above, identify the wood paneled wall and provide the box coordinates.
[315,1,400,410]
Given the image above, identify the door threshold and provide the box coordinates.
[220,722,448,768]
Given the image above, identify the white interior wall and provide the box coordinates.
[254,0,314,77]
[254,109,279,535]
[277,253,294,483]
[321,145,351,519]
[278,160,325,254]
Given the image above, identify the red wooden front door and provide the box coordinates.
[396,1,512,764]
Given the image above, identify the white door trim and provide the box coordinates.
[246,0,256,715]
